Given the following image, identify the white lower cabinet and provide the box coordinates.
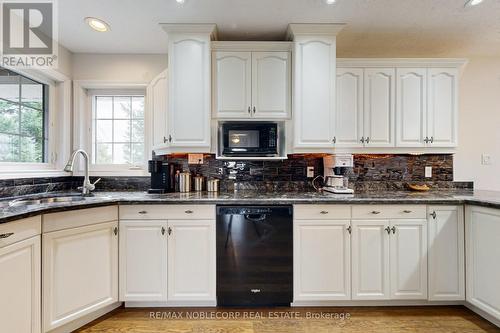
[466,205,500,321]
[294,219,351,301]
[0,235,41,333]
[42,221,119,332]
[119,220,168,302]
[351,220,391,300]
[389,219,427,299]
[428,206,464,301]
[167,220,216,302]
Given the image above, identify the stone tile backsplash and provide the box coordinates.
[0,154,472,198]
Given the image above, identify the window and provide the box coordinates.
[92,95,145,165]
[0,67,48,163]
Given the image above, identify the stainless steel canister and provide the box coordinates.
[194,176,204,191]
[179,171,191,192]
[207,179,220,192]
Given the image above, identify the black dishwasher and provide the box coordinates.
[216,205,293,306]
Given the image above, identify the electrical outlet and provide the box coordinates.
[482,154,492,165]
[188,154,204,164]
[307,166,315,178]
[425,166,432,178]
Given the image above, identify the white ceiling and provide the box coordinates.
[58,0,500,56]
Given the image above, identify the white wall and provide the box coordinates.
[72,53,167,82]
[454,57,500,191]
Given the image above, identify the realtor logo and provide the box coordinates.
[0,0,58,68]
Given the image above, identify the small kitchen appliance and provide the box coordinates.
[321,154,354,194]
[148,160,176,194]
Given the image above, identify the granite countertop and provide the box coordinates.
[1,189,500,224]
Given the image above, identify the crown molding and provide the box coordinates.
[286,23,346,40]
[160,23,218,40]
[211,41,293,52]
[336,58,469,68]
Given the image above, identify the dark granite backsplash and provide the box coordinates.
[0,154,472,198]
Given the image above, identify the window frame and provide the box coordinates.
[89,90,147,172]
[0,67,68,178]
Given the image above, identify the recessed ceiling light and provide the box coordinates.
[326,0,336,4]
[84,17,110,32]
[464,0,484,7]
[176,0,185,3]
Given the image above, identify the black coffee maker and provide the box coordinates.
[148,160,176,194]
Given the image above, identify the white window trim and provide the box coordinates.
[0,68,72,179]
[73,81,151,177]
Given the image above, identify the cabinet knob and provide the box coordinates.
[0,232,14,239]
[371,211,381,215]
[430,211,437,219]
[320,211,329,215]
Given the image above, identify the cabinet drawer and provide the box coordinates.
[294,205,351,220]
[352,205,426,219]
[43,206,118,233]
[119,205,216,220]
[0,216,41,248]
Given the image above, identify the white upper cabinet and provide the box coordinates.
[252,52,291,118]
[162,24,216,152]
[335,68,364,147]
[212,50,290,119]
[363,68,395,147]
[292,37,337,149]
[427,68,458,147]
[213,51,252,118]
[396,68,427,147]
[148,69,168,149]
[428,206,465,301]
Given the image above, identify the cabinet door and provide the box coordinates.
[0,236,40,333]
[390,219,427,300]
[351,220,390,300]
[293,37,336,149]
[427,68,458,147]
[294,220,351,301]
[43,221,118,332]
[168,35,211,149]
[148,69,168,149]
[252,52,291,119]
[363,68,395,147]
[119,220,168,302]
[466,206,500,320]
[213,51,252,118]
[428,206,464,301]
[335,68,364,147]
[167,220,216,302]
[396,68,427,147]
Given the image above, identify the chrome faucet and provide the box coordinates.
[64,149,100,196]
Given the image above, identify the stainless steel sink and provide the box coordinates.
[8,195,86,207]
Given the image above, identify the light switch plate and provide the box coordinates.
[482,154,492,165]
[188,154,204,164]
[307,166,315,178]
[425,166,432,178]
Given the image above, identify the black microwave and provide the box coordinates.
[219,122,282,157]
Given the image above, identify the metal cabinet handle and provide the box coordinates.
[403,210,412,214]
[371,211,381,215]
[347,226,352,234]
[365,137,370,144]
[253,106,256,114]
[168,135,172,143]
[185,210,193,214]
[113,227,118,236]
[163,136,168,143]
[320,211,329,215]
[168,227,172,235]
[430,136,434,143]
[0,232,14,239]
[360,137,365,143]
[332,137,336,144]
[391,226,396,234]
[138,210,147,214]
[424,137,429,143]
[161,227,166,235]
[248,106,251,114]
[385,226,391,234]
[430,211,437,219]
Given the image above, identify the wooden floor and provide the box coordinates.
[75,306,500,333]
